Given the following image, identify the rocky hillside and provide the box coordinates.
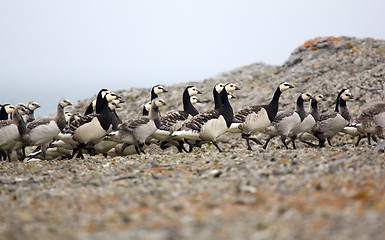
[74,36,385,122]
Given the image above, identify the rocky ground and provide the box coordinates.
[1,36,385,239]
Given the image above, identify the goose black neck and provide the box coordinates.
[84,102,94,115]
[219,87,233,128]
[149,103,161,128]
[296,96,306,121]
[12,108,27,136]
[0,106,8,120]
[183,89,199,116]
[213,87,222,110]
[56,103,66,131]
[266,87,282,122]
[310,99,319,121]
[142,107,149,116]
[95,89,108,114]
[339,98,350,121]
[335,89,346,112]
[151,87,158,100]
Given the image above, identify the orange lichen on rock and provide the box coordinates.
[303,36,342,52]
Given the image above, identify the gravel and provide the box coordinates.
[1,36,385,239]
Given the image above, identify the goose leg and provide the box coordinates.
[41,144,47,160]
[367,133,372,145]
[319,139,326,148]
[0,151,6,161]
[212,141,223,152]
[119,143,128,156]
[291,139,296,149]
[281,136,289,149]
[139,143,145,154]
[263,137,272,149]
[327,138,332,147]
[134,145,141,155]
[355,135,365,146]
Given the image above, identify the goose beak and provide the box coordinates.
[235,86,241,90]
[163,89,168,93]
[289,84,294,89]
[350,94,355,99]
[119,99,125,103]
[197,90,203,94]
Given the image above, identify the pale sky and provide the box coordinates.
[1,0,385,116]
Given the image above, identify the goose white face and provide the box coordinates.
[190,96,201,104]
[341,89,353,101]
[65,112,73,122]
[225,83,240,92]
[154,85,167,95]
[187,86,201,96]
[106,91,119,102]
[4,104,14,114]
[100,90,110,99]
[144,101,152,112]
[154,98,166,107]
[27,102,40,111]
[59,98,72,107]
[108,101,120,110]
[301,92,312,101]
[227,93,236,100]
[215,83,225,93]
[315,94,324,102]
[279,82,294,92]
[16,104,29,115]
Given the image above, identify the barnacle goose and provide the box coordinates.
[107,98,167,155]
[354,102,385,146]
[263,92,312,149]
[230,82,294,150]
[84,92,122,115]
[0,104,14,120]
[25,101,41,123]
[311,89,354,147]
[23,98,72,160]
[0,104,30,162]
[297,94,325,142]
[152,86,202,150]
[143,85,168,116]
[69,89,118,158]
[168,83,236,152]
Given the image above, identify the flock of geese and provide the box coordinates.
[0,81,384,162]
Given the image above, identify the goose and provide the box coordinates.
[263,92,312,149]
[22,98,72,160]
[0,104,30,162]
[230,82,294,150]
[84,92,123,115]
[25,101,41,123]
[354,102,385,146]
[93,100,125,156]
[107,98,167,155]
[151,86,202,150]
[0,104,14,120]
[28,101,120,160]
[168,83,236,152]
[69,89,119,158]
[297,94,325,142]
[311,89,354,147]
[143,85,168,116]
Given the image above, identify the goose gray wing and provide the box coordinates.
[159,111,190,131]
[69,114,98,131]
[273,111,293,123]
[26,118,53,130]
[184,110,221,131]
[233,105,263,123]
[0,120,12,128]
[118,117,150,134]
